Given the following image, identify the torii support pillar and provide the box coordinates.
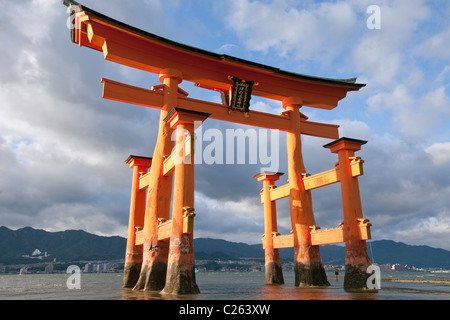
[254,172,284,285]
[133,69,180,291]
[123,155,152,288]
[284,97,329,287]
[324,137,372,291]
[161,108,210,295]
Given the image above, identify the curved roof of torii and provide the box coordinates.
[63,0,365,109]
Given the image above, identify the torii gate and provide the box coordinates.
[64,1,374,293]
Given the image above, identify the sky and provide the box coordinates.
[0,0,449,251]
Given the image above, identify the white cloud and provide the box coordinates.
[194,192,264,244]
[367,85,450,140]
[426,142,450,166]
[217,43,239,54]
[350,0,430,87]
[415,27,450,60]
[0,0,160,236]
[352,36,402,86]
[34,203,128,237]
[15,50,45,82]
[5,0,60,44]
[222,0,357,61]
[331,119,374,141]
[391,214,450,250]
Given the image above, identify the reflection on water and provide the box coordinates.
[255,282,377,301]
[118,272,447,301]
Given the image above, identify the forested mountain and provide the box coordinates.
[1,227,449,268]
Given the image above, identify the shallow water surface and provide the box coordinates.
[1,270,449,301]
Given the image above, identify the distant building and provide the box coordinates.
[44,264,53,274]
[84,263,93,273]
[22,249,51,260]
[391,264,409,271]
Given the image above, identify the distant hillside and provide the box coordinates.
[1,227,450,268]
[368,240,450,268]
[0,226,126,264]
[195,238,450,268]
[193,238,450,268]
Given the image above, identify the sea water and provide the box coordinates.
[0,270,449,300]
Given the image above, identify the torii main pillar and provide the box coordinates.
[133,69,180,291]
[284,97,330,287]
[123,155,152,288]
[161,108,210,295]
[325,138,372,291]
[254,172,284,285]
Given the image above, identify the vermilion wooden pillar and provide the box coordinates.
[324,137,372,291]
[123,155,152,288]
[161,108,210,295]
[254,172,284,285]
[283,97,329,287]
[133,69,180,291]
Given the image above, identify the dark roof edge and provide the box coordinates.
[62,0,366,89]
[124,155,152,164]
[323,137,368,149]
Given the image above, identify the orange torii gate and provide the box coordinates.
[64,1,374,293]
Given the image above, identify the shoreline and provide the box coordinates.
[332,277,450,285]
[3,272,450,285]
[381,278,450,285]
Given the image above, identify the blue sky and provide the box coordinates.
[1,0,449,251]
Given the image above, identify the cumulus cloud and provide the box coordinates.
[415,27,450,60]
[221,0,358,63]
[193,191,268,244]
[426,142,450,166]
[367,85,450,140]
[386,214,450,250]
[0,0,160,236]
[4,0,60,44]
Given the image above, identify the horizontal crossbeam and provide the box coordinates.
[134,228,144,246]
[101,78,340,139]
[262,219,371,248]
[157,219,172,241]
[260,158,364,203]
[139,171,151,190]
[163,152,176,177]
[134,214,196,246]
